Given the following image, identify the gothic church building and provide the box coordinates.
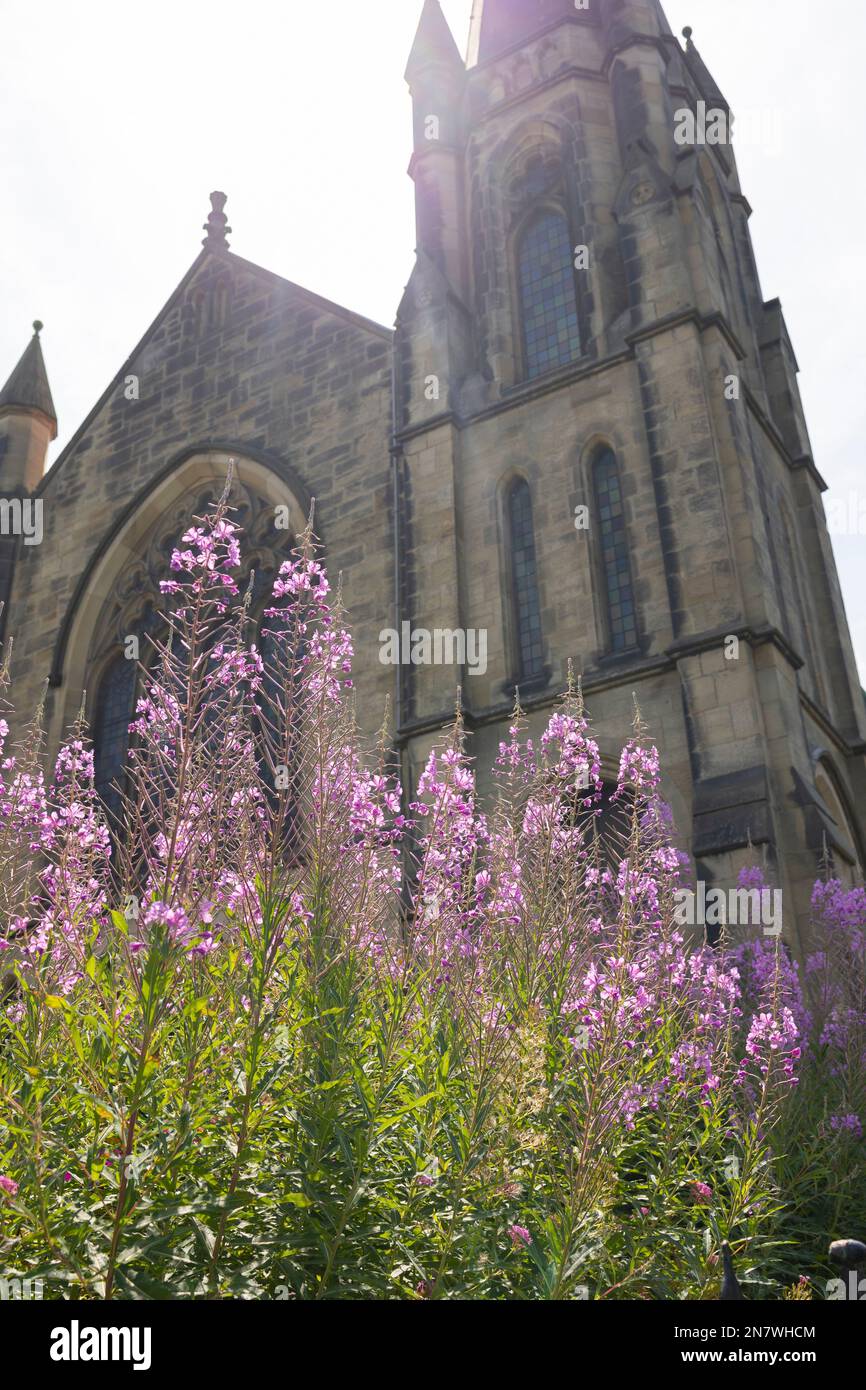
[1,0,864,951]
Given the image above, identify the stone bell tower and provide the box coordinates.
[395,0,866,950]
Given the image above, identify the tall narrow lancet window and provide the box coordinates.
[508,479,544,683]
[594,448,637,653]
[93,656,138,820]
[517,210,581,379]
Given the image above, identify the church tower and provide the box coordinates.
[0,322,57,639]
[397,0,866,948]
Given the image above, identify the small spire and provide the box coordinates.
[202,191,232,249]
[0,321,57,426]
[405,0,463,82]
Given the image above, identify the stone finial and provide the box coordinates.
[682,26,693,42]
[202,191,232,249]
[32,320,43,336]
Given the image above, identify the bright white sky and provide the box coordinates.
[2,0,864,681]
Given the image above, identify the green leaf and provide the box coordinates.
[376,1091,440,1134]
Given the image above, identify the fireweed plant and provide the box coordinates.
[0,488,863,1300]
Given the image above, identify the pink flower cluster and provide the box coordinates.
[1,485,858,1199]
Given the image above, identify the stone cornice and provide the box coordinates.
[465,60,608,137]
[800,689,866,759]
[396,624,864,760]
[741,383,828,492]
[395,309,824,495]
[666,622,804,671]
[601,33,672,79]
[625,306,747,361]
[395,649,671,744]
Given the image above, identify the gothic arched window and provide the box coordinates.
[88,477,295,822]
[507,478,544,683]
[517,210,581,380]
[93,656,138,821]
[593,448,637,653]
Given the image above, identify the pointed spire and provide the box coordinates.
[681,26,727,109]
[0,321,57,426]
[202,191,232,250]
[406,0,463,82]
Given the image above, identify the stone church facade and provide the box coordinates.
[1,0,863,951]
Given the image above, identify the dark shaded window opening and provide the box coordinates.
[594,449,637,653]
[508,479,544,684]
[518,210,582,380]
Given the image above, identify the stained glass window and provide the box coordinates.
[508,479,544,682]
[594,449,637,653]
[93,656,138,820]
[518,210,581,379]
